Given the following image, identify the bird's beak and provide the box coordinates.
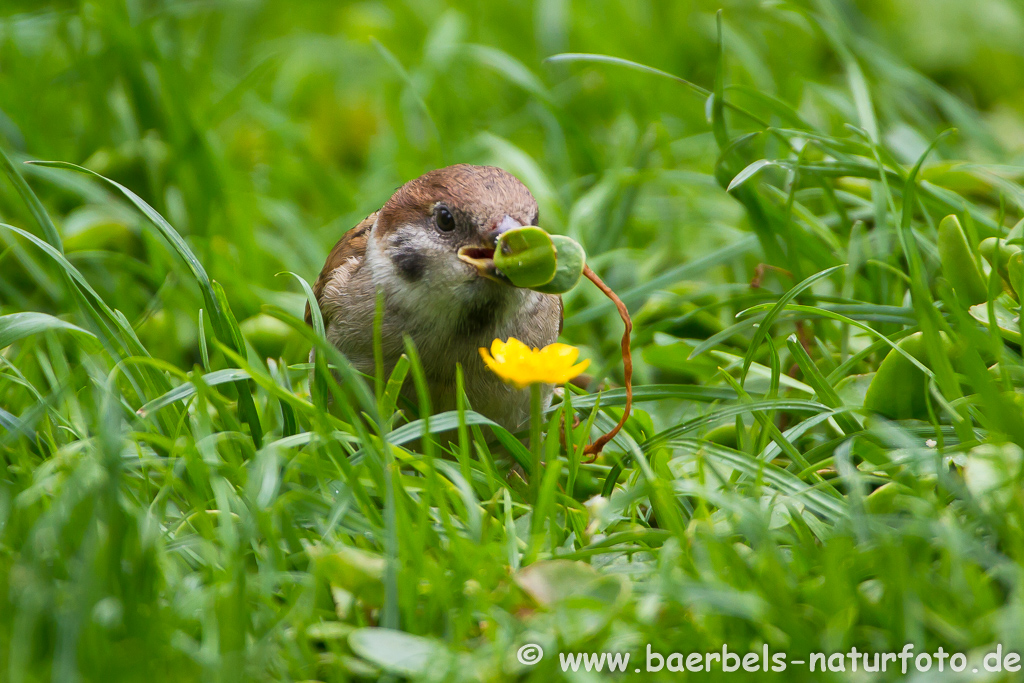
[457,245,507,283]
[457,215,521,284]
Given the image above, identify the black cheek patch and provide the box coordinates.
[391,249,426,281]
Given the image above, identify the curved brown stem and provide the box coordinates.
[582,264,632,458]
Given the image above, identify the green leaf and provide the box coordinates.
[348,628,447,678]
[516,559,628,606]
[863,331,960,420]
[0,148,62,251]
[726,159,775,192]
[554,384,738,412]
[979,236,1020,281]
[213,280,263,448]
[278,271,329,410]
[937,214,987,305]
[0,312,96,349]
[136,368,251,418]
[0,222,148,358]
[317,547,386,607]
[545,52,769,129]
[670,438,847,522]
[464,44,550,101]
[571,237,757,324]
[381,355,410,417]
[739,265,845,379]
[969,295,1021,344]
[1009,251,1024,300]
[387,410,533,472]
[643,399,830,451]
[785,334,862,435]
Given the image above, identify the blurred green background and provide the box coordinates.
[3,0,1023,367]
[7,1,1024,682]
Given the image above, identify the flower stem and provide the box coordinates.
[582,264,633,457]
[529,382,542,503]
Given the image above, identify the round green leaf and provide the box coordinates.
[348,628,447,678]
[970,294,1022,344]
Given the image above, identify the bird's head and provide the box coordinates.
[365,164,538,304]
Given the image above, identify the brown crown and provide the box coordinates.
[374,164,538,239]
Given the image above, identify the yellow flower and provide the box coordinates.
[479,337,590,388]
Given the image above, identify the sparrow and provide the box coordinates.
[306,164,563,431]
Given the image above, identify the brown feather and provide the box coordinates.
[304,212,376,326]
[375,164,537,240]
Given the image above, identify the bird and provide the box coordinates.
[305,164,563,431]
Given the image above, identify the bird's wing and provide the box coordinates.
[304,212,378,326]
[557,295,564,336]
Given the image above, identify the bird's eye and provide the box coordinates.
[434,206,456,232]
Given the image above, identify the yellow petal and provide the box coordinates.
[489,338,506,362]
[479,337,589,387]
[479,346,498,374]
[541,343,579,364]
[563,358,590,381]
[504,337,530,355]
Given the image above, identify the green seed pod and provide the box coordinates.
[937,215,987,305]
[979,237,1021,281]
[863,332,961,420]
[494,227,558,288]
[704,423,740,449]
[533,235,586,294]
[1009,251,1024,301]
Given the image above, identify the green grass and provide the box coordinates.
[4,0,1024,681]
